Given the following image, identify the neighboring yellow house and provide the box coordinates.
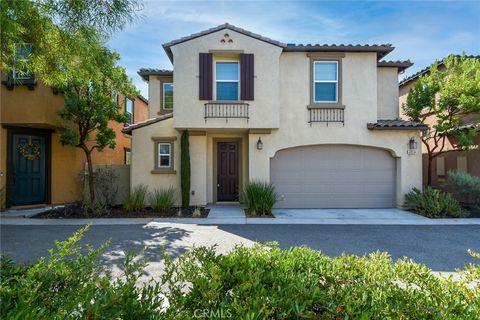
[125,23,426,209]
[0,72,149,207]
[398,55,480,186]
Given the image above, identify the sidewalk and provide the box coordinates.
[1,205,480,225]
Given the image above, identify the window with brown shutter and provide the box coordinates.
[199,53,213,100]
[240,53,254,100]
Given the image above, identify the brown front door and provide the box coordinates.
[217,141,239,201]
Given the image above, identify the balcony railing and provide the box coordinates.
[204,102,249,122]
[308,107,344,126]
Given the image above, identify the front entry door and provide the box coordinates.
[217,141,239,201]
[10,133,47,205]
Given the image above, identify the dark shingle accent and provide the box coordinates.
[163,23,287,62]
[399,55,480,87]
[367,119,428,131]
[377,60,413,73]
[137,94,148,104]
[122,113,173,134]
[284,43,395,60]
[138,68,173,82]
[162,23,399,62]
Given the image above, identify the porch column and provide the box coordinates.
[189,133,208,206]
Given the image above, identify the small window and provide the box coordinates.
[215,61,239,101]
[158,143,171,168]
[124,148,131,165]
[152,138,176,173]
[314,61,338,103]
[125,98,134,124]
[163,83,174,109]
[13,44,33,80]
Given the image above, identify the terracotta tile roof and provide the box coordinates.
[377,60,413,72]
[367,119,428,131]
[138,68,173,81]
[122,113,173,134]
[399,54,480,87]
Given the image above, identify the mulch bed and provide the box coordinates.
[244,209,275,218]
[33,205,209,219]
[465,211,480,218]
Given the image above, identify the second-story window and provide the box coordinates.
[314,61,338,103]
[112,90,118,105]
[125,98,134,124]
[13,44,33,80]
[215,61,239,101]
[163,83,174,110]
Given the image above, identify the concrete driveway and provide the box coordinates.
[1,223,479,275]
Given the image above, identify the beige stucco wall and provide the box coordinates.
[148,75,173,118]
[377,67,399,119]
[171,29,282,129]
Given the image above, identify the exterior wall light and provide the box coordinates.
[408,137,418,155]
[256,137,263,150]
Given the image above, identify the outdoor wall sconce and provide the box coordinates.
[408,137,418,155]
[256,137,263,150]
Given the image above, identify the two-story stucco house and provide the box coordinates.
[124,23,427,209]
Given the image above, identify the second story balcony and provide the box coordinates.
[204,101,249,122]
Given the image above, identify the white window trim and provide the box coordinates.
[313,61,338,103]
[163,83,174,110]
[158,142,172,168]
[214,60,240,101]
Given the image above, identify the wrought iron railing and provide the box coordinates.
[204,102,249,122]
[308,107,344,126]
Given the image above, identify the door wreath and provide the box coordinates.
[19,142,41,161]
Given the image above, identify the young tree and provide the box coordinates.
[57,35,138,201]
[403,54,480,185]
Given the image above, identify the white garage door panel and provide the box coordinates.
[270,145,396,208]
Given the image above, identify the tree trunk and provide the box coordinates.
[81,146,95,202]
[427,154,434,186]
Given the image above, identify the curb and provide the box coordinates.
[1,217,480,226]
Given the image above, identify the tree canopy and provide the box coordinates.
[403,54,480,184]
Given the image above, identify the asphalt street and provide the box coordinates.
[1,223,479,274]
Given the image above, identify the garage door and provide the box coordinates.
[270,145,396,208]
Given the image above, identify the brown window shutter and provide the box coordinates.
[240,53,254,100]
[199,53,213,100]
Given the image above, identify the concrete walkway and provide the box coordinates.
[1,204,480,225]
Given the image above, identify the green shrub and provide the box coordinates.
[150,187,176,210]
[242,181,277,215]
[0,226,163,319]
[163,244,480,319]
[404,187,468,218]
[123,184,149,211]
[443,171,480,211]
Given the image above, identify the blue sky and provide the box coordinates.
[108,0,480,97]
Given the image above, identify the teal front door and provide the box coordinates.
[10,133,47,205]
